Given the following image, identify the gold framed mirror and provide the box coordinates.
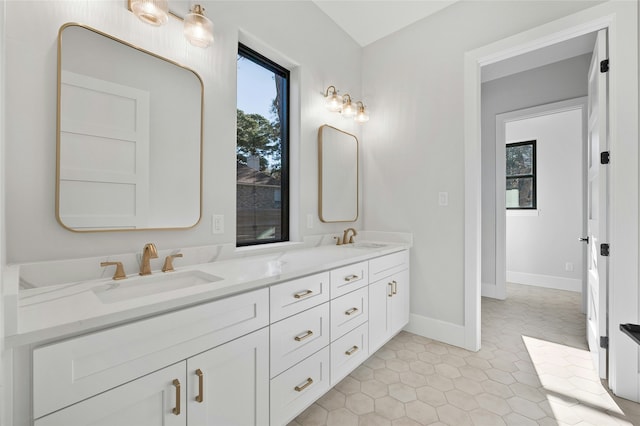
[56,23,203,232]
[318,125,359,222]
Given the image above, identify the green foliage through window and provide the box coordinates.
[236,44,289,245]
[506,141,536,209]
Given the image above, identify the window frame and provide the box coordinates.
[505,140,537,210]
[236,43,290,247]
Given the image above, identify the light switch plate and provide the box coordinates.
[438,192,449,206]
[212,214,224,234]
[307,214,314,229]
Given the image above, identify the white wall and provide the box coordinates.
[361,1,600,341]
[505,109,583,292]
[3,0,363,263]
[481,54,590,290]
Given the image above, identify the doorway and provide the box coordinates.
[463,1,639,400]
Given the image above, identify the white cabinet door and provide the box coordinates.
[390,269,410,335]
[369,268,410,354]
[187,327,269,426]
[369,277,392,354]
[35,363,186,426]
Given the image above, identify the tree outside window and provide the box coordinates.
[236,44,289,246]
[506,140,536,209]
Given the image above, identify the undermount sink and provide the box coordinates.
[347,242,388,249]
[93,270,223,304]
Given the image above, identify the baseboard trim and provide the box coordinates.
[506,271,582,292]
[405,313,467,349]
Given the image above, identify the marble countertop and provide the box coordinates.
[5,239,410,347]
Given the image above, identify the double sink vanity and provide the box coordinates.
[1,18,411,426]
[5,234,411,426]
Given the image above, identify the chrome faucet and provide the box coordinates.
[339,228,357,245]
[139,243,158,276]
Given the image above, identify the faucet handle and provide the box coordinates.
[162,253,183,272]
[333,236,343,246]
[101,261,126,280]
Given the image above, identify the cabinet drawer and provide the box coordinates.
[369,250,409,282]
[270,302,330,378]
[33,288,269,419]
[330,322,369,386]
[270,272,330,322]
[331,285,368,341]
[270,347,330,426]
[330,261,368,298]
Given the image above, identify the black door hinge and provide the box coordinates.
[600,59,609,73]
[600,151,610,164]
[601,243,610,257]
[600,336,609,349]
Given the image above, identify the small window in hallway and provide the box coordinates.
[506,140,536,209]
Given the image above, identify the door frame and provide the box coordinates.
[463,2,638,399]
[492,97,588,307]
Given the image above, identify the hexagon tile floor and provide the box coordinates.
[288,283,640,426]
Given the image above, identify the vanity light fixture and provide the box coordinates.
[324,86,343,112]
[183,4,214,48]
[130,0,169,26]
[323,85,369,123]
[341,94,356,118]
[354,101,370,123]
[128,1,213,48]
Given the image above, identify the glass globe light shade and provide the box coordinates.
[341,98,356,117]
[184,5,214,48]
[325,91,343,112]
[354,104,369,123]
[130,0,169,26]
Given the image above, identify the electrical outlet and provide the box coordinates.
[438,192,449,206]
[212,214,224,234]
[307,214,314,229]
[565,262,574,272]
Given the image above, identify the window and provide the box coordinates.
[236,43,289,246]
[506,140,536,209]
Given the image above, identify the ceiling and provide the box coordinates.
[312,0,460,47]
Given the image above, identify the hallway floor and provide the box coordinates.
[289,283,640,425]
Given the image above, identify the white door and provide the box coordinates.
[586,29,609,379]
[59,71,150,230]
[34,363,186,426]
[187,328,269,426]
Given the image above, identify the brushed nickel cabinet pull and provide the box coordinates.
[172,379,181,415]
[344,274,359,282]
[392,280,398,295]
[294,330,314,342]
[294,289,313,299]
[345,345,359,356]
[345,307,359,316]
[294,377,314,392]
[388,282,393,297]
[195,369,204,403]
